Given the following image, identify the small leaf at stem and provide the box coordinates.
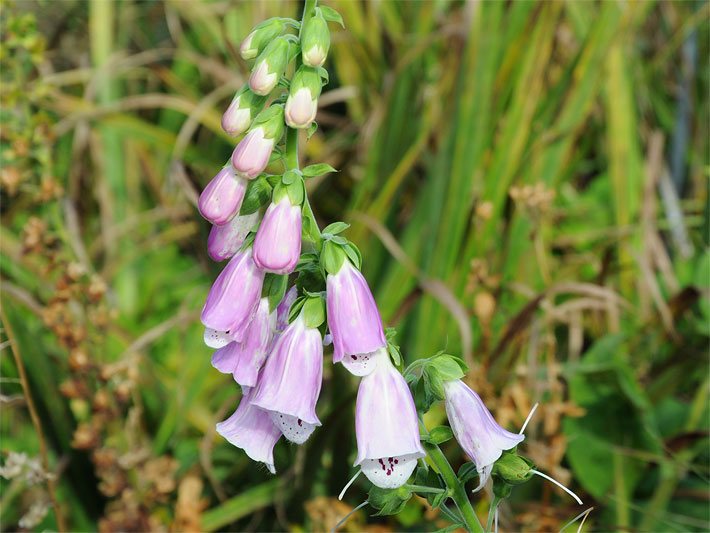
[302,163,337,177]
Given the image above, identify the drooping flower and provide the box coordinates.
[354,350,424,489]
[217,387,282,473]
[300,12,330,67]
[231,106,284,179]
[198,166,247,225]
[201,248,264,340]
[250,315,323,444]
[207,211,260,262]
[326,259,386,376]
[253,197,302,274]
[443,379,524,491]
[212,297,276,388]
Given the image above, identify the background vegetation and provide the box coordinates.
[1,0,708,531]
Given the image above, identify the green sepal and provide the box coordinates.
[428,353,468,382]
[342,242,362,270]
[287,296,307,324]
[492,449,535,486]
[285,177,305,206]
[385,327,402,367]
[239,231,257,252]
[425,426,453,445]
[290,65,323,96]
[281,169,301,185]
[239,176,272,215]
[301,295,325,329]
[367,486,412,516]
[318,5,345,27]
[262,274,288,313]
[254,36,290,77]
[322,221,349,235]
[320,239,346,275]
[307,121,318,140]
[316,66,329,85]
[252,104,285,140]
[242,18,286,59]
[301,11,330,62]
[301,210,322,246]
[302,163,337,177]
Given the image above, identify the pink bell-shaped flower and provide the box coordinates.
[231,127,275,180]
[201,248,264,340]
[207,211,260,262]
[198,166,247,225]
[250,315,323,444]
[444,379,524,491]
[326,259,386,376]
[217,387,282,473]
[253,197,302,275]
[355,350,424,489]
[212,297,276,388]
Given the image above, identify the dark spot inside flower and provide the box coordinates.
[378,458,385,471]
[351,355,357,360]
[386,470,391,476]
[297,419,302,427]
[394,459,399,464]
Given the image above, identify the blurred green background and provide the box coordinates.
[1,0,708,531]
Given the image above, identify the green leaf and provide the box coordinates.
[281,168,301,184]
[302,295,325,328]
[322,221,350,235]
[387,341,402,367]
[302,163,337,177]
[426,425,453,445]
[319,5,345,27]
[367,486,412,516]
[201,480,283,531]
[307,121,318,140]
[239,176,272,215]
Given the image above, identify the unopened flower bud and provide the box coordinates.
[492,450,534,486]
[198,166,248,224]
[231,105,284,179]
[301,13,329,67]
[221,88,267,136]
[249,37,291,96]
[285,66,321,129]
[240,18,285,60]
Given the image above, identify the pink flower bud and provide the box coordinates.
[285,88,318,129]
[198,166,247,225]
[302,45,327,68]
[253,198,302,275]
[221,96,252,136]
[231,127,275,179]
[249,59,279,96]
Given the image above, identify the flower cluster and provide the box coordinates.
[198,3,583,530]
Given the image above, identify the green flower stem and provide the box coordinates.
[485,496,502,532]
[286,0,322,245]
[424,442,485,533]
